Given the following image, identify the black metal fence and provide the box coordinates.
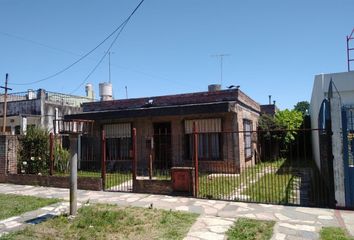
[12,127,334,208]
[194,129,333,207]
[130,128,334,208]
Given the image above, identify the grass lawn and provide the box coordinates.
[105,172,132,189]
[198,160,285,200]
[226,218,275,240]
[1,204,198,240]
[242,172,298,204]
[320,227,354,240]
[0,194,60,220]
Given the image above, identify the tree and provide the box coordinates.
[294,101,310,116]
[275,109,303,143]
[258,114,278,131]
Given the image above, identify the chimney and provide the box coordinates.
[208,84,221,92]
[268,95,272,105]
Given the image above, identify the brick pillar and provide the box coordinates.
[0,134,6,175]
[0,133,18,175]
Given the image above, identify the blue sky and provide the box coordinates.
[0,0,353,109]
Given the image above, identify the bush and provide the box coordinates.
[54,141,70,173]
[18,127,49,174]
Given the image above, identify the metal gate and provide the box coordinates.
[342,106,354,208]
[102,125,133,192]
[79,131,133,192]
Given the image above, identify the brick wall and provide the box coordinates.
[0,135,5,175]
[133,179,172,194]
[233,104,260,169]
[0,134,18,175]
[2,174,102,191]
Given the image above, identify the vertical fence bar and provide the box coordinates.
[101,130,106,190]
[49,132,54,176]
[193,122,199,197]
[149,147,153,180]
[132,128,137,181]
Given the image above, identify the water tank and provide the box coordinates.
[27,89,36,100]
[99,82,113,101]
[208,84,221,92]
[85,83,94,100]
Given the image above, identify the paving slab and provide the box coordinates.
[0,183,353,240]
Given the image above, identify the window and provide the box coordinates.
[243,119,252,159]
[184,119,222,161]
[104,123,131,160]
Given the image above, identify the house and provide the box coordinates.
[0,88,94,134]
[260,104,279,116]
[310,71,354,208]
[65,85,261,173]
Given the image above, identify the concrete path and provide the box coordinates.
[0,201,70,237]
[0,183,353,240]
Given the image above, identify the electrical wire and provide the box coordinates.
[10,0,145,86]
[69,0,145,94]
[69,20,128,94]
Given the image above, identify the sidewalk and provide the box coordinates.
[0,183,353,240]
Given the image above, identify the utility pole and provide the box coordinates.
[1,74,12,133]
[106,51,115,83]
[211,54,230,86]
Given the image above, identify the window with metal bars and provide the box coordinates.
[104,123,132,161]
[243,119,253,160]
[184,119,222,161]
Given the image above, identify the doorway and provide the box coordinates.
[153,122,172,170]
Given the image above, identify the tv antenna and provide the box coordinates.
[105,51,115,83]
[211,54,230,86]
[347,28,354,72]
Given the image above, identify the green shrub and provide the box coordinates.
[18,127,49,174]
[54,141,70,173]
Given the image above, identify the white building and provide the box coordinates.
[0,89,94,135]
[310,71,354,208]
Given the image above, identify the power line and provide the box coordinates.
[0,31,81,57]
[70,0,145,94]
[10,0,145,86]
[2,31,178,85]
[69,20,129,94]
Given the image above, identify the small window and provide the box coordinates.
[243,119,253,159]
[15,125,21,135]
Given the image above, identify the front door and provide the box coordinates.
[153,122,172,170]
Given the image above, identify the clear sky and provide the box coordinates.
[0,0,353,109]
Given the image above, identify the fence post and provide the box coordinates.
[132,128,137,181]
[101,130,106,190]
[49,132,54,176]
[193,122,198,197]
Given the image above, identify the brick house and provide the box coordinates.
[65,86,260,173]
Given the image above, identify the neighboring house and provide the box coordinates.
[260,104,279,116]
[65,85,261,173]
[0,89,94,134]
[310,71,354,208]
